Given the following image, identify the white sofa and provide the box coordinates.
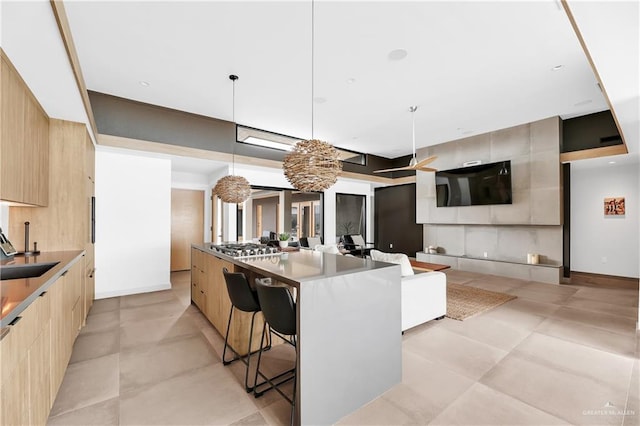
[370,250,447,331]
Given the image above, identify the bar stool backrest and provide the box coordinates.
[222,267,260,313]
[254,278,296,336]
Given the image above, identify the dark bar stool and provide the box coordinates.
[221,267,270,393]
[253,277,297,424]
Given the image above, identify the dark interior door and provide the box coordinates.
[374,183,423,257]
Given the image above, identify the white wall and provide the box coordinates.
[95,148,172,298]
[0,203,9,239]
[571,162,639,278]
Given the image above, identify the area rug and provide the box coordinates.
[446,283,517,321]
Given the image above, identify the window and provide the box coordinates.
[237,125,366,165]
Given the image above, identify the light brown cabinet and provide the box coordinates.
[0,290,51,426]
[0,50,49,206]
[190,248,265,355]
[9,120,95,322]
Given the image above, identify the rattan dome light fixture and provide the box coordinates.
[213,75,251,204]
[282,0,341,192]
[213,175,251,204]
[283,139,342,192]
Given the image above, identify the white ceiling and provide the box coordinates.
[62,0,611,159]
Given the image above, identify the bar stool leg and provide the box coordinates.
[243,311,259,392]
[222,305,236,365]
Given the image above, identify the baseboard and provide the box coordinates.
[95,282,172,299]
[570,271,639,290]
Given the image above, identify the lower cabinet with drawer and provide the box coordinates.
[0,289,51,425]
[0,259,86,426]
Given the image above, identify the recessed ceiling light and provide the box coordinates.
[139,81,150,86]
[388,49,408,61]
[551,65,564,71]
[346,78,356,84]
[313,97,327,104]
[462,130,474,135]
[609,161,616,164]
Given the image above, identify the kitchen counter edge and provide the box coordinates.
[1,250,85,331]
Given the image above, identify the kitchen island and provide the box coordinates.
[191,243,402,425]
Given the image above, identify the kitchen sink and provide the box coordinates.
[0,262,59,280]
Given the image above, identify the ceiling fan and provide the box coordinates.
[374,106,437,174]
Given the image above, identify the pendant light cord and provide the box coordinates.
[311,0,315,140]
[411,106,417,160]
[230,74,238,175]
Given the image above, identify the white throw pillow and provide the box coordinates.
[314,244,341,255]
[370,249,414,277]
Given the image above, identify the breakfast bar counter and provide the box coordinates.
[191,244,402,425]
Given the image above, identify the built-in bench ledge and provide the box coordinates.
[416,252,562,285]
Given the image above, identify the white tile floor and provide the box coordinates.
[47,270,639,425]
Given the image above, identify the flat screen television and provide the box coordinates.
[436,160,512,207]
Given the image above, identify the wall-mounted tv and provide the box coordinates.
[436,161,512,207]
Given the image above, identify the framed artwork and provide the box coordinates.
[604,197,625,216]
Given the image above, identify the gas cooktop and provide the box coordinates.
[209,243,280,258]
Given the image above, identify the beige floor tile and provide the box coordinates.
[260,399,295,426]
[46,397,118,426]
[119,363,257,425]
[230,411,268,425]
[481,352,630,425]
[563,297,639,319]
[401,350,474,412]
[119,312,201,349]
[439,315,533,351]
[199,320,227,358]
[89,297,120,314]
[119,299,189,326]
[550,306,638,336]
[404,326,508,380]
[624,360,639,426]
[120,333,219,393]
[520,281,580,296]
[506,286,575,304]
[430,382,569,425]
[50,353,119,417]
[536,317,637,357]
[81,310,120,334]
[464,279,524,293]
[443,269,481,284]
[336,393,415,425]
[120,289,177,308]
[512,333,635,386]
[70,328,119,364]
[479,298,560,330]
[572,287,639,308]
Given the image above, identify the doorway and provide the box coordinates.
[171,188,204,271]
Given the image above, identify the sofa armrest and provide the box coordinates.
[401,271,447,331]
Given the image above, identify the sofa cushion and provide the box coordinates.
[370,249,414,277]
[314,244,341,255]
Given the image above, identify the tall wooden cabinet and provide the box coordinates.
[9,120,96,324]
[0,49,49,206]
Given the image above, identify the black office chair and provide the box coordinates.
[221,268,271,393]
[253,277,297,423]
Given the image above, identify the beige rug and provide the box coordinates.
[446,283,517,321]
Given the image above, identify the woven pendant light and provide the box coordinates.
[282,0,341,192]
[214,75,251,204]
